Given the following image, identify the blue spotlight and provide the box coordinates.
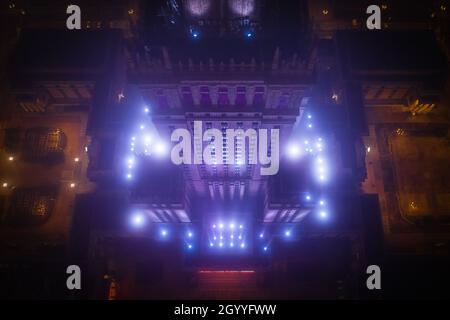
[263,246,268,251]
[213,236,217,240]
[219,223,224,229]
[287,143,301,159]
[319,200,325,206]
[144,135,152,144]
[307,114,312,119]
[153,141,167,157]
[284,230,291,237]
[190,28,200,39]
[305,194,311,201]
[126,173,133,180]
[187,231,193,238]
[219,242,224,247]
[230,242,234,248]
[160,229,168,237]
[259,233,264,238]
[319,211,328,220]
[240,243,246,248]
[130,213,145,228]
[239,224,243,229]
[246,31,253,38]
[210,242,214,247]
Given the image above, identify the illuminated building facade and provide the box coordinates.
[0,0,449,299]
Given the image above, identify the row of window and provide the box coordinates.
[1,128,69,227]
[4,127,67,163]
[164,86,268,108]
[0,187,57,227]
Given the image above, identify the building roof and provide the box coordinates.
[9,29,122,83]
[336,30,447,78]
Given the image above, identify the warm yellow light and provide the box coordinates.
[409,201,418,210]
[322,9,329,15]
[8,156,14,161]
[70,183,76,188]
[396,128,405,136]
[74,157,80,162]
[2,182,8,188]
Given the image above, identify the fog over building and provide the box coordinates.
[0,0,449,299]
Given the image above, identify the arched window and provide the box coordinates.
[23,127,67,163]
[5,187,57,226]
